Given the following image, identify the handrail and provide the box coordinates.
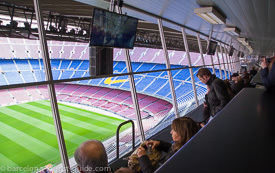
[116,120,135,159]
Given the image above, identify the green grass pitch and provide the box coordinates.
[0,100,129,171]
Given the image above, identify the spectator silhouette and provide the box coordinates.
[136,117,200,173]
[249,66,257,78]
[230,73,245,95]
[196,68,229,117]
[74,140,111,173]
[261,57,275,92]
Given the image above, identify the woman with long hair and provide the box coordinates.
[136,117,200,173]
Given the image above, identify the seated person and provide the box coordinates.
[249,66,257,78]
[136,117,200,173]
[242,71,251,87]
[230,73,245,94]
[74,140,112,173]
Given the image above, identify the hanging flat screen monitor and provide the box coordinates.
[206,41,217,55]
[90,8,138,49]
[229,46,234,56]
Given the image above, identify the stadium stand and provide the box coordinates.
[0,37,231,168]
[0,57,209,101]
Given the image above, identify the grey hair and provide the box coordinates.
[74,140,109,173]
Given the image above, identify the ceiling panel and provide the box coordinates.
[252,0,268,37]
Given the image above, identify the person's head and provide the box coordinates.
[196,68,212,84]
[237,76,243,82]
[170,117,200,151]
[231,73,239,81]
[74,140,109,173]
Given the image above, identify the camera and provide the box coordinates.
[146,144,152,154]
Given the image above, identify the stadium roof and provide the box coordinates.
[2,0,275,56]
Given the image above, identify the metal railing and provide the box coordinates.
[116,120,135,159]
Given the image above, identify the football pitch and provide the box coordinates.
[0,100,129,171]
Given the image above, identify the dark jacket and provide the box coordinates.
[250,69,257,78]
[206,75,229,117]
[231,80,245,95]
[261,63,275,92]
[138,141,173,173]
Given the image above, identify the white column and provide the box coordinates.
[219,42,227,79]
[215,46,222,79]
[181,27,199,106]
[124,50,145,142]
[117,6,145,142]
[197,33,205,67]
[158,19,179,118]
[33,0,70,172]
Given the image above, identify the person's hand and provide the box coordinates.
[203,102,208,107]
[261,58,268,69]
[146,140,160,150]
[137,146,146,158]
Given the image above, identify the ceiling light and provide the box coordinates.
[237,37,247,43]
[223,27,240,36]
[237,37,253,54]
[243,41,249,46]
[194,7,226,24]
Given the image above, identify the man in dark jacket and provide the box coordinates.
[261,57,275,92]
[197,68,229,117]
[230,73,245,94]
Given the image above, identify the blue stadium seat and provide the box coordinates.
[173,69,190,80]
[135,76,155,91]
[29,59,41,70]
[0,73,8,85]
[156,80,182,97]
[135,63,155,72]
[60,60,71,69]
[0,59,16,71]
[15,59,31,70]
[60,70,73,79]
[52,70,61,80]
[68,60,81,70]
[78,61,89,70]
[21,71,36,83]
[144,78,167,93]
[72,71,86,78]
[51,59,61,69]
[150,64,167,77]
[131,62,142,72]
[166,83,193,99]
[0,58,209,103]
[5,72,23,84]
[114,61,126,73]
[34,70,45,82]
[90,78,104,85]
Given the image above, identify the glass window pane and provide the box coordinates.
[0,85,60,173]
[55,80,134,164]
